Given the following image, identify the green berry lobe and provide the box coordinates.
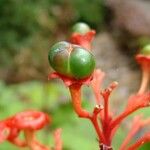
[140,44,150,55]
[48,41,95,79]
[72,22,91,35]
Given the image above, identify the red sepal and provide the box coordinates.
[48,72,93,87]
[70,30,96,50]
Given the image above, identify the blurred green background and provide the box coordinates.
[0,0,150,149]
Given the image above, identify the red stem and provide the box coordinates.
[110,105,143,131]
[103,94,112,145]
[69,84,91,118]
[90,114,106,144]
[69,84,106,144]
[138,68,149,94]
[104,94,109,125]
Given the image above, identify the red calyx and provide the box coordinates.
[48,72,93,87]
[136,54,150,67]
[70,30,96,50]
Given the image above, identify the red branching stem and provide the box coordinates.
[127,133,150,150]
[103,93,109,126]
[138,67,150,94]
[54,128,62,150]
[90,106,106,144]
[110,105,143,131]
[103,82,118,124]
[110,93,150,130]
[90,116,106,144]
[101,82,118,145]
[69,84,91,118]
[103,95,111,145]
[69,84,106,144]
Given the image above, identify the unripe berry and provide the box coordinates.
[140,44,150,55]
[72,22,91,35]
[48,41,95,79]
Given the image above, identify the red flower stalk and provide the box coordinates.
[110,93,150,132]
[48,23,150,150]
[136,45,150,94]
[49,69,150,149]
[48,70,118,147]
[48,72,93,118]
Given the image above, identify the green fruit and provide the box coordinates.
[140,45,150,55]
[72,22,91,35]
[48,41,95,79]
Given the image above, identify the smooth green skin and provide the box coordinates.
[70,47,95,79]
[48,41,95,79]
[72,22,91,35]
[140,45,150,55]
[48,41,72,76]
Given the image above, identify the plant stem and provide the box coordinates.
[69,84,91,118]
[110,105,144,131]
[69,84,106,144]
[138,68,149,94]
[90,114,106,144]
[24,130,35,150]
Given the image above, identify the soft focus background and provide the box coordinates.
[0,0,150,149]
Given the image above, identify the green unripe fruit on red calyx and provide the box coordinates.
[48,41,95,79]
[72,22,91,35]
[140,44,150,55]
